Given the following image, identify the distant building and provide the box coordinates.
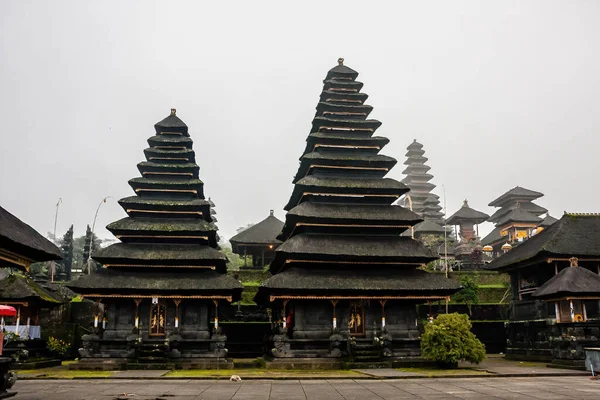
[487,213,600,367]
[446,200,489,269]
[229,210,284,269]
[482,186,548,256]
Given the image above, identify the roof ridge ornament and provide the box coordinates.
[463,199,469,207]
[569,257,579,267]
[270,209,274,216]
[338,58,344,66]
[171,108,176,116]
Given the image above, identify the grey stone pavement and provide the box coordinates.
[11,377,600,400]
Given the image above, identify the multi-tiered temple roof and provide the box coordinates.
[400,140,438,216]
[256,60,460,303]
[69,110,242,300]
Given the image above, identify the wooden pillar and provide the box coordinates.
[570,300,575,322]
[445,297,449,314]
[173,299,182,328]
[134,299,142,328]
[555,262,558,275]
[555,302,560,322]
[330,300,338,329]
[213,299,219,329]
[583,302,588,322]
[379,300,387,328]
[282,300,289,329]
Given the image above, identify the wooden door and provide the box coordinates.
[149,303,166,336]
[348,302,364,336]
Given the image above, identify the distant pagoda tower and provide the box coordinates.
[446,200,489,242]
[400,140,437,216]
[255,59,460,360]
[69,109,242,367]
[482,186,546,256]
[421,194,444,225]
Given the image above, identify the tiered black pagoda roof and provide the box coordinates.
[487,213,600,272]
[538,214,558,228]
[0,206,62,270]
[421,194,444,226]
[69,110,242,300]
[256,60,460,303]
[400,140,439,216]
[446,200,489,226]
[229,210,284,253]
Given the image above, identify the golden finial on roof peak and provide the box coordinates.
[569,257,579,267]
[338,58,344,66]
[170,108,176,116]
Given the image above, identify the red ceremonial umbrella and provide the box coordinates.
[0,305,16,317]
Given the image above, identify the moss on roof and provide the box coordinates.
[107,217,217,232]
[0,272,62,304]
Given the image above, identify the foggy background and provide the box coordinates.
[1,1,599,244]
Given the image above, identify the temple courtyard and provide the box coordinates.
[12,376,600,399]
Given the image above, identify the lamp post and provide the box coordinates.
[50,198,62,282]
[88,196,112,274]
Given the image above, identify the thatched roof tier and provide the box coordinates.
[0,270,63,305]
[147,135,193,149]
[294,153,397,182]
[143,147,196,163]
[315,102,373,119]
[413,220,445,235]
[106,217,217,242]
[118,196,212,221]
[229,211,284,250]
[154,109,188,135]
[533,263,600,299]
[0,206,61,270]
[304,133,389,155]
[325,61,359,80]
[128,177,204,199]
[92,243,227,271]
[137,162,200,180]
[401,164,431,175]
[284,176,408,210]
[279,203,422,240]
[68,269,243,301]
[488,186,544,208]
[496,208,541,226]
[312,117,382,135]
[487,214,600,271]
[446,200,490,225]
[539,214,559,228]
[481,227,503,246]
[323,79,364,92]
[488,201,548,223]
[256,267,460,303]
[269,234,436,273]
[319,91,368,105]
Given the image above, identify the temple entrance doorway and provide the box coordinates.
[149,303,166,336]
[349,302,364,336]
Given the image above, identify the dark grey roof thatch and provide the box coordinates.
[68,269,243,300]
[488,202,548,222]
[481,227,503,246]
[413,220,445,234]
[539,214,559,228]
[0,270,63,304]
[0,205,62,264]
[488,186,544,207]
[287,202,422,223]
[107,217,217,233]
[154,110,188,135]
[93,243,226,263]
[269,234,437,273]
[229,212,284,247]
[256,267,460,303]
[533,265,600,299]
[487,214,600,271]
[446,200,489,225]
[496,208,541,226]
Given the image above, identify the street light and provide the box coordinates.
[88,196,112,274]
[50,198,62,282]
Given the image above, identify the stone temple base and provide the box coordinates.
[70,357,234,370]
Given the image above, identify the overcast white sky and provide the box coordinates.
[1,1,599,243]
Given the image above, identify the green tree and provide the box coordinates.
[60,225,74,281]
[453,276,479,316]
[421,313,486,368]
[80,225,102,273]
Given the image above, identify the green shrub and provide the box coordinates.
[420,313,485,368]
[47,336,71,358]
